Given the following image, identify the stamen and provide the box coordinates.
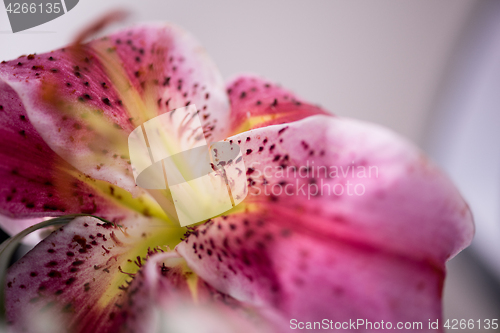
[118,266,135,277]
[134,256,143,268]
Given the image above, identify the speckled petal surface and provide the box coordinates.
[123,252,271,333]
[226,75,328,134]
[5,216,184,333]
[176,115,474,331]
[0,23,230,197]
[0,79,149,228]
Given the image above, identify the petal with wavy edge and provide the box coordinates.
[0,23,230,197]
[176,115,474,330]
[5,215,184,333]
[226,75,328,134]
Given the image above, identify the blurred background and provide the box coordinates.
[1,0,499,330]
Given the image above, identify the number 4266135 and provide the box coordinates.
[6,3,61,14]
[444,319,498,330]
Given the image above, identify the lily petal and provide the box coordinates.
[5,216,184,332]
[0,80,139,225]
[176,115,474,329]
[124,252,271,333]
[0,80,169,236]
[226,75,328,134]
[0,23,230,197]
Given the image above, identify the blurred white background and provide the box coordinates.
[1,0,499,330]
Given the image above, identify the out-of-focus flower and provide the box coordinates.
[0,23,473,333]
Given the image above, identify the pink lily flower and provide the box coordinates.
[0,23,473,333]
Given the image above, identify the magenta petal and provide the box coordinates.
[0,82,162,233]
[108,24,230,141]
[226,75,328,134]
[176,115,474,328]
[0,24,229,196]
[125,252,271,333]
[5,216,184,332]
[0,80,135,224]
